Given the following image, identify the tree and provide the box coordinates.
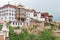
[9,27,15,40]
[38,30,56,40]
[19,29,36,40]
[0,25,2,30]
[58,23,60,29]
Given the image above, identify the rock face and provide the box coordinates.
[20,21,52,35]
[0,35,4,40]
[53,29,60,37]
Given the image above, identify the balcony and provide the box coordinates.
[15,13,26,22]
[20,14,26,18]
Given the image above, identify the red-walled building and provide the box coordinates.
[41,12,53,22]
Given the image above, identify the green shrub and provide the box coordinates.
[0,25,2,30]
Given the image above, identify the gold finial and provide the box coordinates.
[8,1,10,4]
[31,7,34,9]
[15,3,16,5]
[15,3,16,6]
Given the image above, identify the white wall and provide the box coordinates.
[0,7,16,22]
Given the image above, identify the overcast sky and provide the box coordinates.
[0,0,60,21]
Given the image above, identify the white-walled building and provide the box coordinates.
[0,4,45,27]
[0,4,16,21]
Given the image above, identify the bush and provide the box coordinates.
[39,30,56,40]
[0,25,2,30]
[9,26,56,40]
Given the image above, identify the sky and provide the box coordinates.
[0,0,60,21]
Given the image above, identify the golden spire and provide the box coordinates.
[8,1,10,4]
[31,7,34,9]
[15,3,17,6]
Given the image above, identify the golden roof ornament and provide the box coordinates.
[8,1,10,4]
[15,3,16,6]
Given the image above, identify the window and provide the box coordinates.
[12,17,14,20]
[5,17,7,19]
[27,23,28,25]
[9,13,11,15]
[1,18,3,20]
[9,17,11,19]
[12,14,14,16]
[5,13,7,16]
[34,14,37,16]
[20,23,22,25]
[18,22,19,25]
[13,22,14,25]
[12,10,14,12]
[9,10,11,11]
[16,22,17,25]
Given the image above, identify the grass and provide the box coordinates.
[56,37,60,40]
